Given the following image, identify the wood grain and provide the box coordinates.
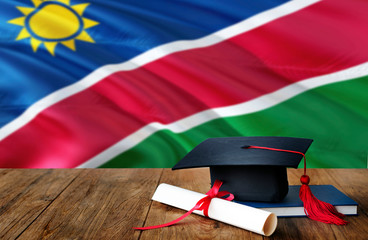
[0,168,366,240]
[17,169,163,240]
[0,169,81,240]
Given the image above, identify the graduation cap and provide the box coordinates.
[172,136,312,202]
[173,136,348,225]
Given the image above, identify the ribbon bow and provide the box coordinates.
[134,180,234,230]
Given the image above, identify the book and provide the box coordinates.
[235,185,358,217]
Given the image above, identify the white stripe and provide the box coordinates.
[78,62,368,168]
[0,0,319,141]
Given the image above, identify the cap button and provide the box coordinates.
[300,175,310,185]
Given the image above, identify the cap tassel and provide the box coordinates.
[299,174,348,225]
[247,145,348,225]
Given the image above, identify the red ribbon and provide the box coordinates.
[134,180,234,230]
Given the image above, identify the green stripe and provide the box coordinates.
[100,76,368,168]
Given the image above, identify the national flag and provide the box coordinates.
[0,0,367,168]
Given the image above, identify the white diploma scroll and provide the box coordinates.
[152,183,277,236]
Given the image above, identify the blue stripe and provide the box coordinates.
[0,0,289,127]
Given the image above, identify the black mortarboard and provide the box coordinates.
[172,136,313,202]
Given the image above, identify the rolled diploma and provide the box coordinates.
[152,183,277,236]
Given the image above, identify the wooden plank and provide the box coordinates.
[0,169,81,240]
[2,168,366,239]
[17,169,163,240]
[140,168,263,240]
[323,169,368,239]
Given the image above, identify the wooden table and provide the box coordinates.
[0,168,367,239]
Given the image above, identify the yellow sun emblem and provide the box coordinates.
[8,0,99,56]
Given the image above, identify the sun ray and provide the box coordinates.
[61,39,76,51]
[31,0,43,7]
[8,17,26,26]
[82,18,99,29]
[71,3,90,16]
[44,42,58,56]
[16,7,35,16]
[30,38,42,52]
[16,28,31,40]
[76,30,95,43]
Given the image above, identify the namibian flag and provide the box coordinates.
[0,0,367,168]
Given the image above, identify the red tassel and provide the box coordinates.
[299,175,348,225]
[247,145,349,225]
